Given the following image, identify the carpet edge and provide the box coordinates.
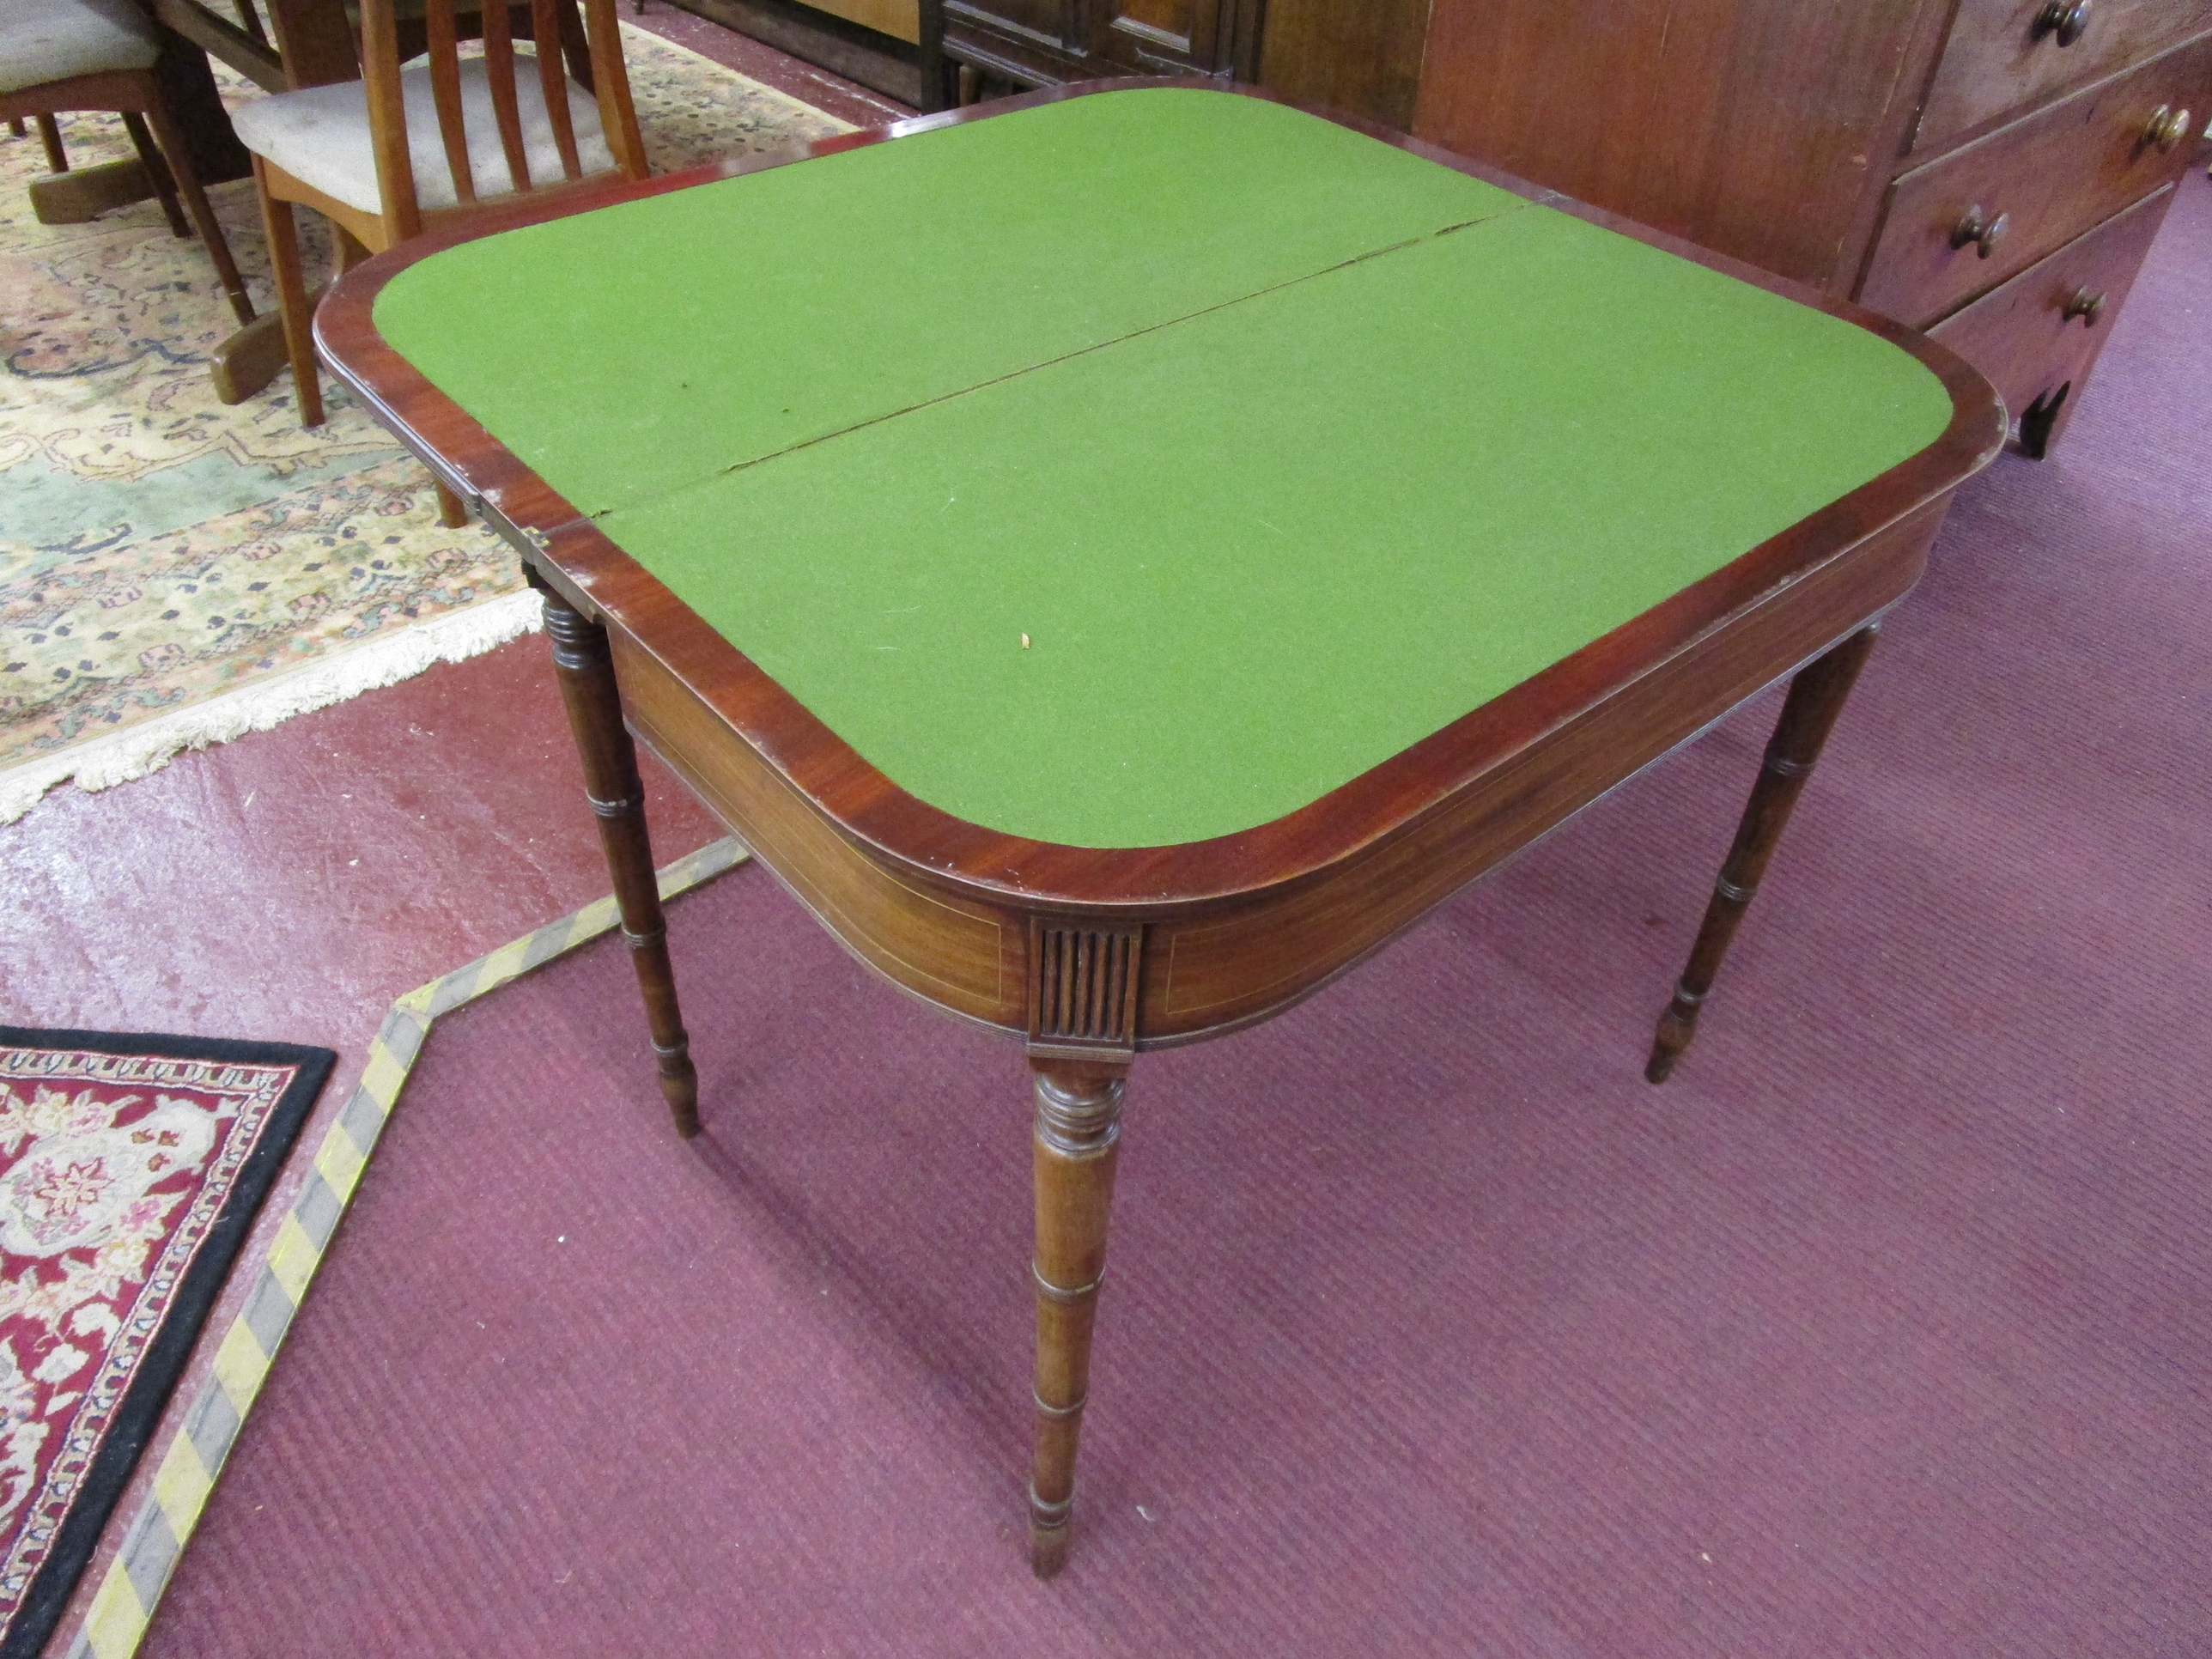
[0,590,544,826]
[50,836,751,1659]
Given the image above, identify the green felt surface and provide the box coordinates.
[374,89,1954,850]
[374,89,1522,519]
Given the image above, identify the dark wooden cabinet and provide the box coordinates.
[658,0,1422,122]
[943,0,1433,125]
[940,0,1263,98]
[1413,0,2212,454]
[655,0,1265,107]
[659,0,948,107]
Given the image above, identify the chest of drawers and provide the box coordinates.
[1415,0,2212,455]
[654,0,2200,451]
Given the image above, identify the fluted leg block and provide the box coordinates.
[1648,624,1881,1083]
[533,571,701,1135]
[1027,1058,1126,1578]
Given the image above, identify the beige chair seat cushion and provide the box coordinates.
[0,0,161,95]
[231,53,614,214]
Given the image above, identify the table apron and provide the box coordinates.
[611,495,1948,1050]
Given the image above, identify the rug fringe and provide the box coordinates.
[0,589,544,825]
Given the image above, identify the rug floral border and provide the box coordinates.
[0,1031,335,1659]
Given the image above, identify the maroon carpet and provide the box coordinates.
[143,176,2211,1657]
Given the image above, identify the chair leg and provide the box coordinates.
[256,162,324,426]
[140,103,254,325]
[36,113,70,173]
[332,223,374,273]
[434,480,469,526]
[119,111,189,236]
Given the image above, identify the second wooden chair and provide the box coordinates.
[231,0,647,435]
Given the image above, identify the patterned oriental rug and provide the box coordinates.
[0,1030,331,1659]
[0,27,851,823]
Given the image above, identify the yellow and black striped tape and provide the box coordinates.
[64,836,749,1659]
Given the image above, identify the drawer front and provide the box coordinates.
[1916,0,2212,153]
[1096,0,1225,72]
[1862,29,2211,326]
[1926,185,2173,450]
[804,0,923,44]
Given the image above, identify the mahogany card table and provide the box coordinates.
[317,82,2001,1577]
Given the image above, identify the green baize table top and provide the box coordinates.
[374,88,1952,850]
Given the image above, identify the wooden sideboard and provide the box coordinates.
[1414,0,2212,455]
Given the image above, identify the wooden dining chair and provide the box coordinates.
[231,0,647,443]
[1,0,256,325]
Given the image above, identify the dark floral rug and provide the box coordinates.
[0,1029,332,1659]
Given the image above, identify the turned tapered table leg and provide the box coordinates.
[1027,1056,1126,1578]
[532,569,701,1135]
[1647,624,1881,1083]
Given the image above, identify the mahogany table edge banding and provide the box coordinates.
[315,81,2004,1579]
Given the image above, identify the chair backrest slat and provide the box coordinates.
[422,0,477,205]
[356,0,646,228]
[530,0,583,180]
[357,0,422,239]
[477,0,534,191]
[581,0,647,179]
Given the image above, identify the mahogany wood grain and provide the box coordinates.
[315,82,2003,1573]
[1645,625,1881,1084]
[1255,0,1429,129]
[1404,0,2206,454]
[1145,502,1948,1044]
[534,574,702,1137]
[613,615,1018,1030]
[1928,182,2175,452]
[1914,0,2212,155]
[1413,0,1950,295]
[1026,1058,1126,1578]
[1859,30,2212,325]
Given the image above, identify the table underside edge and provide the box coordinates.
[611,493,1953,1048]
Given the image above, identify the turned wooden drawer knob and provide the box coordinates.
[2143,105,2193,152]
[2034,0,2092,46]
[2063,287,2106,325]
[1951,205,2008,258]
